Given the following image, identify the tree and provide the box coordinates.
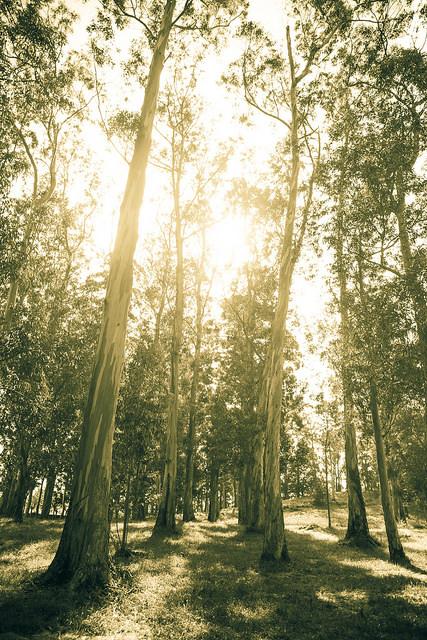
[45,0,245,586]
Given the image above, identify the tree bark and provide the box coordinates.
[324,434,332,529]
[25,482,34,515]
[183,238,205,522]
[335,106,372,545]
[120,467,132,552]
[238,464,249,525]
[44,0,176,587]
[395,175,427,498]
[155,113,184,533]
[41,468,56,518]
[12,449,30,523]
[261,27,300,562]
[369,381,406,564]
[208,465,220,522]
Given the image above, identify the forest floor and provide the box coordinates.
[0,496,426,640]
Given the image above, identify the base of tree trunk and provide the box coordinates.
[340,532,380,549]
[389,547,408,565]
[260,548,290,565]
[245,524,264,534]
[43,559,110,590]
[182,513,197,523]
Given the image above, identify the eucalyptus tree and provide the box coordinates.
[45,0,246,587]
[182,230,211,522]
[321,80,375,546]
[355,251,407,563]
[235,0,353,561]
[0,1,92,332]
[347,17,427,487]
[153,64,229,531]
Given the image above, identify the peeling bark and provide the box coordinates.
[370,382,406,564]
[44,0,176,587]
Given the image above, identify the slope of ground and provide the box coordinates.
[0,498,426,639]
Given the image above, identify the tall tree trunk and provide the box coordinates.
[25,482,34,515]
[44,0,176,587]
[35,477,45,516]
[155,120,184,533]
[335,110,373,545]
[247,426,264,531]
[369,382,406,564]
[324,434,332,529]
[395,175,427,498]
[183,238,205,522]
[0,468,15,515]
[261,27,300,562]
[61,486,67,517]
[244,269,264,531]
[12,449,29,523]
[238,464,249,525]
[120,467,132,552]
[208,465,220,522]
[41,468,56,518]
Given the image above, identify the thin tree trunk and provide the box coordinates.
[247,426,264,531]
[183,238,205,522]
[44,0,176,587]
[120,467,132,552]
[238,464,248,525]
[208,466,220,522]
[244,269,264,531]
[41,469,56,518]
[324,434,332,529]
[395,175,427,498]
[0,469,15,515]
[35,477,45,516]
[369,382,406,563]
[25,483,34,515]
[155,124,184,533]
[61,486,67,517]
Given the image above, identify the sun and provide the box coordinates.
[206,213,251,271]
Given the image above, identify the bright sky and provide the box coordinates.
[68,0,333,400]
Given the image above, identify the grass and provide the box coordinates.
[0,496,426,639]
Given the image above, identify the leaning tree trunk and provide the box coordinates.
[44,0,176,587]
[155,130,184,533]
[343,400,373,544]
[262,28,301,562]
[369,382,406,564]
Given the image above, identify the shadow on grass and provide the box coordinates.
[152,519,427,640]
[0,517,64,556]
[0,579,89,635]
[1,515,426,639]
[0,518,134,637]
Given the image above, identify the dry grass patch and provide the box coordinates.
[0,499,426,639]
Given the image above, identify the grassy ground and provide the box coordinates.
[0,496,426,640]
